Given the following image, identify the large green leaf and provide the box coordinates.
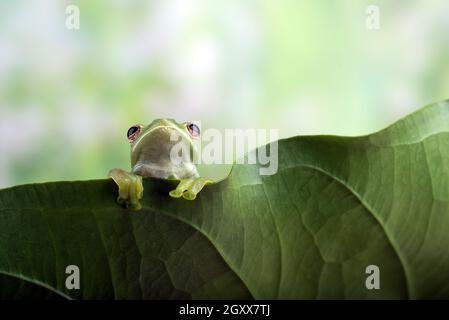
[0,100,448,299]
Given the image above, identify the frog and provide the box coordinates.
[108,119,212,210]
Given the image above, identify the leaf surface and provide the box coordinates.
[1,100,448,299]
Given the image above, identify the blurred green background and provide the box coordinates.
[1,0,449,188]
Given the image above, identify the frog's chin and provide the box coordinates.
[132,163,172,179]
[132,162,198,180]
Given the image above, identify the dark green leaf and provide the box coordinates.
[1,100,448,299]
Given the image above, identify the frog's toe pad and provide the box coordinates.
[108,168,144,211]
[169,190,183,198]
[182,191,196,200]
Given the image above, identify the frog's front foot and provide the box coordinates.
[169,177,212,200]
[108,168,144,210]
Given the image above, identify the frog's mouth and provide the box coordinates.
[132,120,186,152]
[132,125,175,152]
[131,121,197,167]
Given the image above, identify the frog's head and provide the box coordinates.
[126,119,200,168]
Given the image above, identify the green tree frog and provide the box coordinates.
[108,119,212,210]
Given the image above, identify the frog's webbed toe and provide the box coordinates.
[169,177,212,200]
[108,168,143,210]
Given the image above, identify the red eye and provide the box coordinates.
[186,122,200,138]
[127,125,142,142]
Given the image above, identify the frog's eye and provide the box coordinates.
[186,122,200,138]
[127,125,142,142]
